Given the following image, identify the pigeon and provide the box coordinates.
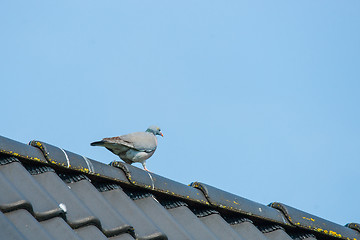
[91,126,163,172]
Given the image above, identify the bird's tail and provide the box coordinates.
[90,141,105,146]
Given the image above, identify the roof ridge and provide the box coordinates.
[223,215,254,225]
[0,154,20,165]
[58,172,90,184]
[123,188,153,200]
[159,199,188,209]
[256,223,285,233]
[289,232,317,240]
[94,182,122,192]
[189,206,219,218]
[22,162,55,175]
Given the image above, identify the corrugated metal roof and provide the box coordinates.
[0,135,359,240]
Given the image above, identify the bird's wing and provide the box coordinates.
[102,136,135,149]
[103,132,157,152]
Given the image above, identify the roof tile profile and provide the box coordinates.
[0,135,358,240]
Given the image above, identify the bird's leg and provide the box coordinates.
[142,162,151,172]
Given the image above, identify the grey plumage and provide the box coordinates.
[91,126,163,171]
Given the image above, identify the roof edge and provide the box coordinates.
[270,202,360,240]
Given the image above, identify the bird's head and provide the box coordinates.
[146,125,163,137]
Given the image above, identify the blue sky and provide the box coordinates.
[1,1,359,225]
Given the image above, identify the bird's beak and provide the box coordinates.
[160,132,164,137]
